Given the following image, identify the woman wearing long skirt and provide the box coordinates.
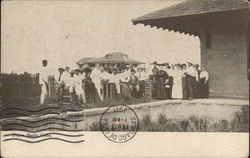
[107,69,119,100]
[181,64,188,100]
[199,66,209,98]
[156,66,169,100]
[165,68,173,99]
[172,65,183,99]
[119,69,131,99]
[83,69,99,103]
[151,62,159,99]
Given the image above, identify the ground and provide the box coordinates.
[0,97,152,119]
[1,98,249,132]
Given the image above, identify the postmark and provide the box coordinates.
[100,105,139,143]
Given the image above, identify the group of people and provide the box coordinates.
[39,60,148,105]
[150,61,209,100]
[39,59,209,106]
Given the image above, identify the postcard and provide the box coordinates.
[1,0,249,157]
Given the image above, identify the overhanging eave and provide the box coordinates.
[132,9,250,37]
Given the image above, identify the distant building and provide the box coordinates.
[132,0,249,99]
[77,52,143,67]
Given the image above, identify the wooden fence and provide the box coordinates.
[1,73,41,106]
[0,73,153,107]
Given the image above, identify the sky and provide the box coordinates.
[1,0,200,74]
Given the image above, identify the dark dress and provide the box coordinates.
[139,80,146,97]
[151,67,159,99]
[128,76,139,98]
[199,78,209,98]
[194,70,201,98]
[186,75,196,100]
[102,80,111,101]
[182,74,188,99]
[156,70,168,100]
[108,83,117,100]
[166,76,173,99]
[120,82,131,99]
[84,76,100,103]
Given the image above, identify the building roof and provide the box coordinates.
[77,57,103,65]
[132,0,250,36]
[105,52,128,57]
[77,52,144,65]
[132,0,249,22]
[103,52,143,64]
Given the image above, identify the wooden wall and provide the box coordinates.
[199,18,249,98]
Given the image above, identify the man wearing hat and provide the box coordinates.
[73,68,85,104]
[136,67,148,97]
[59,66,71,102]
[39,60,52,105]
[63,66,71,87]
[119,68,131,99]
[124,65,130,75]
[100,66,110,100]
[108,68,120,99]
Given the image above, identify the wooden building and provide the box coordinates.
[132,0,250,99]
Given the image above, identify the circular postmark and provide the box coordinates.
[100,105,139,143]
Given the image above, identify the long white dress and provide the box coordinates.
[172,70,183,99]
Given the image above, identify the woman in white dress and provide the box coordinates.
[171,64,183,99]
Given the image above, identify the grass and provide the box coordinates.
[230,105,249,132]
[89,122,101,131]
[137,105,249,132]
[88,105,249,132]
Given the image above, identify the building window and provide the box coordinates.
[205,30,211,49]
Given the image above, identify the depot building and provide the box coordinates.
[132,0,250,99]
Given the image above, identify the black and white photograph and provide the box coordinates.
[1,0,249,157]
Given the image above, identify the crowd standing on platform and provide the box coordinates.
[39,59,209,106]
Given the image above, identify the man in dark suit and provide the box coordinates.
[128,69,139,98]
